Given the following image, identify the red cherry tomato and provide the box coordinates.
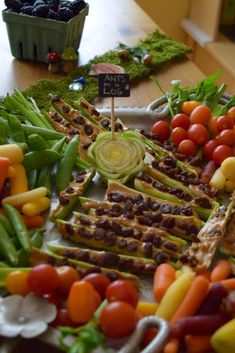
[44,292,61,309]
[171,113,190,130]
[187,124,209,145]
[202,139,220,160]
[216,115,234,132]
[190,105,212,126]
[27,264,60,296]
[151,121,171,142]
[178,139,196,157]
[83,273,111,299]
[99,301,138,339]
[170,127,188,146]
[181,100,201,115]
[212,145,233,165]
[208,118,219,136]
[217,129,235,147]
[51,309,77,328]
[226,107,235,124]
[56,266,80,296]
[105,280,139,308]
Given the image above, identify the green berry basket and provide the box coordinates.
[2,4,89,63]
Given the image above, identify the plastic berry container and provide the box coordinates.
[2,4,89,63]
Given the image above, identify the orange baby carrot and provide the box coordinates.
[210,259,232,282]
[184,335,212,353]
[0,157,10,191]
[153,263,176,302]
[163,337,180,353]
[218,278,235,291]
[170,275,209,324]
[198,269,211,280]
[21,215,45,229]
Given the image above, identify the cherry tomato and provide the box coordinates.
[99,301,138,339]
[226,107,235,123]
[217,129,235,147]
[190,105,212,126]
[202,139,220,160]
[216,115,234,132]
[141,328,158,349]
[208,118,219,136]
[170,127,188,146]
[151,121,171,142]
[44,292,61,309]
[171,113,190,130]
[178,139,196,157]
[27,264,60,296]
[5,270,30,296]
[56,266,80,296]
[83,273,111,299]
[51,309,77,328]
[213,145,233,165]
[187,124,209,145]
[181,100,201,115]
[105,280,139,308]
[67,280,101,324]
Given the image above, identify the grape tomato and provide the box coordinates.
[187,124,209,145]
[217,129,235,147]
[171,127,188,146]
[216,115,234,132]
[189,105,212,126]
[171,114,190,130]
[151,121,171,142]
[181,101,201,115]
[178,139,196,157]
[105,279,139,308]
[213,145,233,165]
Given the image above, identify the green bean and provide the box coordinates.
[0,214,15,237]
[28,133,48,151]
[8,114,26,143]
[52,136,67,152]
[21,125,65,140]
[3,204,31,253]
[23,149,62,172]
[56,135,79,192]
[31,229,43,249]
[0,223,19,265]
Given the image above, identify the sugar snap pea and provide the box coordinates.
[0,119,8,145]
[27,134,48,151]
[56,135,79,192]
[8,114,26,143]
[23,149,62,172]
[0,223,18,265]
[3,204,31,253]
[0,214,15,237]
[21,124,65,140]
[27,169,38,190]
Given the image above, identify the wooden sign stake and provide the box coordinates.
[111,96,115,140]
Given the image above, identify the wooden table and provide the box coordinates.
[0,0,205,109]
[0,1,205,352]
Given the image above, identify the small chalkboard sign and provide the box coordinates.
[98,73,130,97]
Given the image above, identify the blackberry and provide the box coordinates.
[33,0,45,7]
[46,0,60,11]
[47,9,59,20]
[58,7,73,21]
[21,5,33,15]
[4,0,23,12]
[69,0,86,15]
[32,4,49,17]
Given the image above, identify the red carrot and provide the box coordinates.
[21,214,45,229]
[184,335,212,353]
[201,160,216,184]
[0,157,10,191]
[153,263,176,303]
[170,275,209,324]
[219,278,235,291]
[210,259,232,282]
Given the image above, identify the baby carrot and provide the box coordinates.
[2,187,48,206]
[163,337,180,353]
[155,272,195,321]
[170,276,209,324]
[21,215,45,229]
[0,144,24,164]
[153,263,176,302]
[210,259,232,282]
[218,278,235,291]
[22,196,50,216]
[136,301,158,316]
[184,335,212,353]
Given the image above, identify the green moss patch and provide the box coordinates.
[23,31,191,110]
